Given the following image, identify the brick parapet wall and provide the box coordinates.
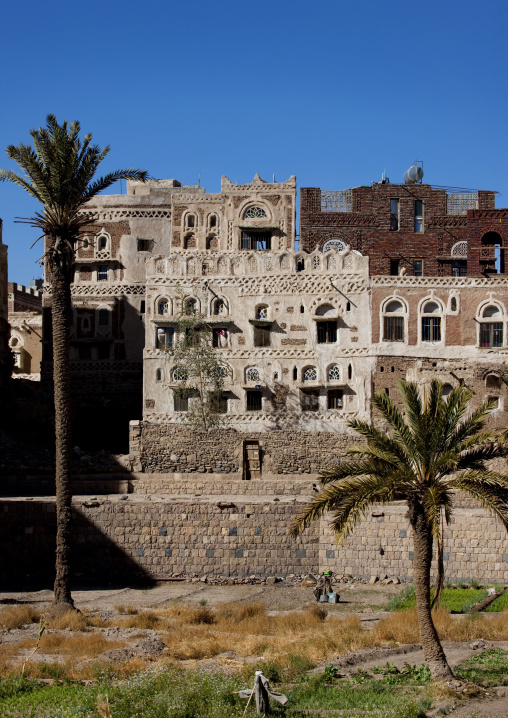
[1,496,507,583]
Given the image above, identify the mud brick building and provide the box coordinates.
[8,282,42,379]
[300,165,508,278]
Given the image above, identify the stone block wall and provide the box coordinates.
[1,493,507,584]
[131,423,358,475]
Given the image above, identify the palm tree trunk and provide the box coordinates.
[411,503,453,679]
[51,258,75,611]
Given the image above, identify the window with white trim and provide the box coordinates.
[479,305,504,347]
[421,301,442,342]
[383,300,405,342]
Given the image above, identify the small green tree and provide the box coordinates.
[170,308,230,431]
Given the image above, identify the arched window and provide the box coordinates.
[244,206,267,219]
[214,299,226,316]
[246,367,260,382]
[209,214,218,228]
[98,235,107,250]
[158,299,170,315]
[442,383,453,397]
[486,374,501,390]
[383,299,406,342]
[303,366,317,382]
[256,305,268,320]
[421,300,442,342]
[315,303,335,316]
[98,308,109,326]
[206,235,218,250]
[185,298,197,315]
[328,365,341,381]
[186,214,196,228]
[173,367,187,381]
[322,239,347,253]
[184,234,196,249]
[216,365,230,379]
[479,304,504,347]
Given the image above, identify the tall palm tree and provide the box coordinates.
[290,380,508,679]
[1,115,148,612]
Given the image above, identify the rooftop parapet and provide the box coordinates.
[147,246,369,280]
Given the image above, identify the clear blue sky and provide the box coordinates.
[1,0,507,284]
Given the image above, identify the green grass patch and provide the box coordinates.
[485,590,508,612]
[455,648,508,686]
[394,587,488,613]
[0,664,435,718]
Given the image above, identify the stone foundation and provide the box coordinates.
[2,479,507,584]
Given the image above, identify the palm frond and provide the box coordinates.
[290,473,403,541]
[448,473,508,529]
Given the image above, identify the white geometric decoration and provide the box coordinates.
[322,239,347,253]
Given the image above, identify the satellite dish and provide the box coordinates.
[404,164,424,184]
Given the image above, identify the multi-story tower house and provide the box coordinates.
[300,165,508,277]
[42,179,203,449]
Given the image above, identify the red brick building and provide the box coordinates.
[300,171,508,277]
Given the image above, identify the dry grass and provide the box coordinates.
[159,602,374,663]
[18,631,127,658]
[115,605,138,615]
[0,604,40,629]
[117,610,160,630]
[373,608,508,645]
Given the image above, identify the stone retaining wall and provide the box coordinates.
[2,493,507,584]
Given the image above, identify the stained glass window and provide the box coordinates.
[256,306,268,319]
[244,207,267,219]
[303,367,317,382]
[246,368,260,382]
[173,367,187,381]
[328,365,340,381]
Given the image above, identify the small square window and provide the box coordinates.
[327,389,343,409]
[317,321,337,344]
[137,239,153,252]
[254,326,271,347]
[301,390,319,411]
[157,327,174,349]
[246,390,262,411]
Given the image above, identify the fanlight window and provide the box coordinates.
[303,367,318,382]
[328,365,341,381]
[217,365,230,379]
[246,368,260,382]
[244,206,267,219]
[442,383,453,397]
[158,299,170,315]
[385,300,404,313]
[451,241,467,257]
[483,305,501,318]
[315,303,335,316]
[173,367,187,381]
[423,301,440,314]
[322,239,347,253]
[256,305,268,320]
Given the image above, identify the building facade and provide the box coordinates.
[300,169,507,278]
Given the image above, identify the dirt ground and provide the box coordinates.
[1,582,507,717]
